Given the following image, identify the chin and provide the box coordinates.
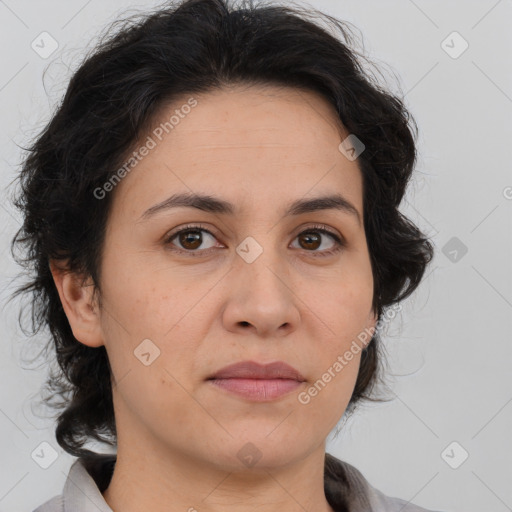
[203,433,317,473]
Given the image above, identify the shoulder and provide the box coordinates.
[325,453,448,512]
[32,454,115,512]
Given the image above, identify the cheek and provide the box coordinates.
[109,355,200,436]
[301,272,372,402]
[99,267,212,399]
[316,279,374,345]
[295,353,361,439]
[101,247,177,331]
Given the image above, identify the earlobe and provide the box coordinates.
[49,260,104,348]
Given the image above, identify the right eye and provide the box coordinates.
[164,224,222,256]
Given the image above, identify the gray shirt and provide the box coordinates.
[33,453,446,512]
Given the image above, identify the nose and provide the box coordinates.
[221,244,301,339]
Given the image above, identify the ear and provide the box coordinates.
[49,260,104,348]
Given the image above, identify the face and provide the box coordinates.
[63,84,376,471]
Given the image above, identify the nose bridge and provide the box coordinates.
[234,232,287,295]
[226,230,298,331]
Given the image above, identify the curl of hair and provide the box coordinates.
[10,0,434,458]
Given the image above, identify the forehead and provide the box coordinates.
[109,84,363,220]
[163,83,348,151]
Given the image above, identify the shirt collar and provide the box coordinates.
[61,452,370,512]
[62,455,115,512]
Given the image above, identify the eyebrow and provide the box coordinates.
[139,192,361,225]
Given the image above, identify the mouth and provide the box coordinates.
[206,360,306,402]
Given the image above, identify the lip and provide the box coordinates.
[207,361,306,402]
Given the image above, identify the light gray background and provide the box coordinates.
[0,1,510,511]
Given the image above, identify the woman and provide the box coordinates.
[12,0,440,510]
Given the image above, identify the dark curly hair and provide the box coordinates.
[8,0,434,459]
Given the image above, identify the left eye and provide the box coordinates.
[165,225,344,256]
[290,229,342,253]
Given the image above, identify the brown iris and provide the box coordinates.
[178,230,203,250]
[298,231,321,251]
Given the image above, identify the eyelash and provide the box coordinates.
[164,223,345,258]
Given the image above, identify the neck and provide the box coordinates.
[102,440,335,512]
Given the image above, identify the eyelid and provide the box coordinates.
[292,223,346,257]
[164,222,346,256]
[163,223,219,255]
[164,223,218,244]
[294,223,343,241]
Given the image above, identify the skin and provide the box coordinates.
[51,83,377,512]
